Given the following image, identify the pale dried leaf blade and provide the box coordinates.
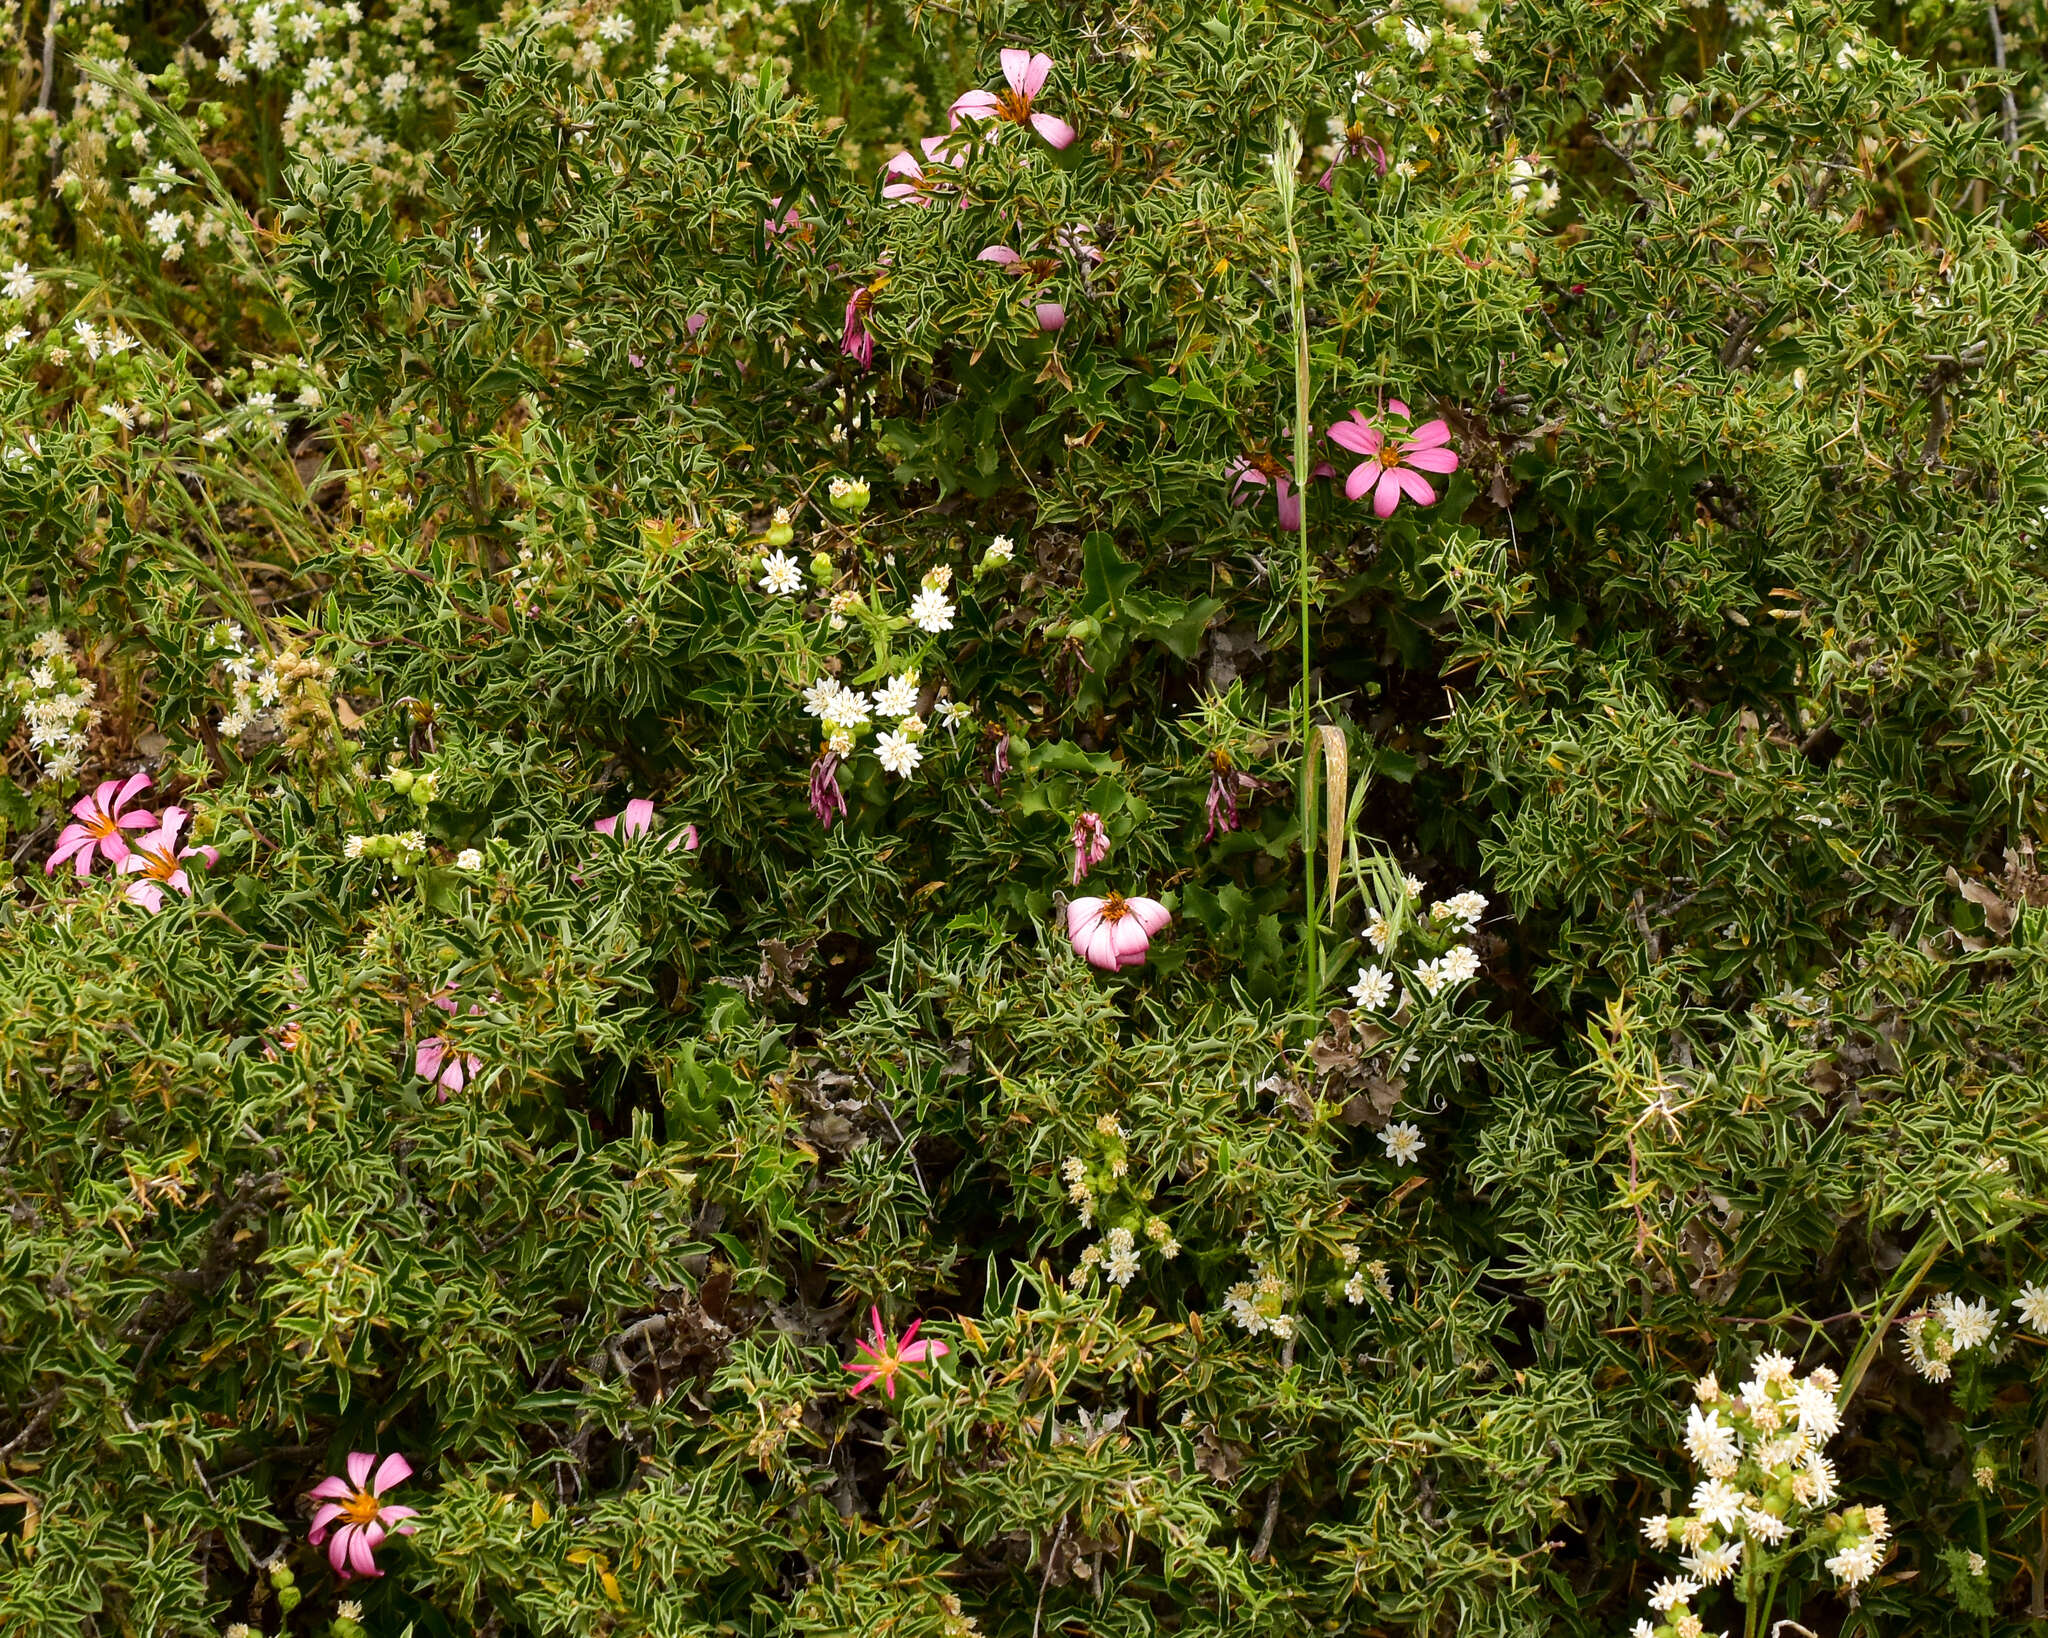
[1317,724,1347,911]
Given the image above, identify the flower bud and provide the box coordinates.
[388,767,414,794]
[766,519,795,548]
[827,476,870,515]
[809,551,836,586]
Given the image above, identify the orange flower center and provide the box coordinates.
[341,1489,381,1526]
[1098,891,1129,923]
[996,89,1033,122]
[86,810,120,838]
[136,842,181,881]
[1377,441,1406,468]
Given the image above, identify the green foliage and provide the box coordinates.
[6,0,2048,1632]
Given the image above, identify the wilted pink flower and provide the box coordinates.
[843,1305,949,1400]
[1228,452,1335,532]
[415,991,482,1095]
[308,1452,419,1580]
[842,287,875,371]
[1328,402,1460,517]
[1066,890,1170,971]
[47,770,156,876]
[950,49,1075,149]
[117,806,216,912]
[595,799,698,852]
[1319,124,1387,191]
[685,312,709,339]
[1070,811,1109,884]
[986,728,1011,790]
[977,246,1067,331]
[809,752,848,830]
[1203,755,1261,842]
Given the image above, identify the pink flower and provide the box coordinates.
[1066,890,1170,971]
[415,991,482,1094]
[116,806,217,912]
[986,729,1011,790]
[47,771,156,876]
[594,799,698,852]
[308,1452,419,1580]
[1228,453,1335,532]
[1203,756,1262,842]
[1319,125,1387,191]
[880,136,957,207]
[842,1305,949,1400]
[950,49,1075,149]
[809,752,848,830]
[764,196,804,236]
[977,246,1067,331]
[842,287,875,371]
[1327,401,1460,518]
[1070,810,1109,884]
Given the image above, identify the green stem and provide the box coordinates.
[1273,118,1319,1000]
[1837,1224,1947,1410]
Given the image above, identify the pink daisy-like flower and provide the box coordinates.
[977,246,1067,332]
[950,49,1075,149]
[842,1305,949,1400]
[308,1452,419,1580]
[116,806,217,912]
[880,136,958,207]
[1227,452,1336,532]
[1066,890,1171,971]
[414,991,482,1095]
[594,798,698,852]
[1327,401,1461,518]
[47,770,156,876]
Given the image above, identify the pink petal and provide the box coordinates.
[328,1525,356,1577]
[124,881,164,913]
[622,799,655,837]
[85,778,122,815]
[1404,444,1460,474]
[1034,302,1067,332]
[113,770,152,810]
[681,824,700,852]
[1374,469,1405,517]
[978,244,1021,264]
[883,151,923,182]
[1030,112,1075,149]
[950,88,1001,125]
[1229,463,1268,500]
[1387,399,1411,419]
[1406,418,1452,448]
[309,1476,354,1500]
[346,1452,376,1490]
[1001,48,1043,98]
[1311,461,1337,479]
[371,1453,413,1493]
[1391,466,1438,507]
[1343,462,1379,502]
[158,807,187,846]
[1124,896,1171,936]
[1066,898,1106,934]
[380,1508,419,1533]
[1110,916,1151,962]
[593,815,617,836]
[348,1525,382,1577]
[185,845,219,869]
[843,1364,879,1395]
[116,809,156,829]
[164,868,190,895]
[309,1503,344,1539]
[46,829,91,875]
[415,1040,446,1081]
[919,133,956,162]
[901,1338,949,1363]
[1326,414,1383,456]
[1081,920,1122,971]
[1274,478,1300,532]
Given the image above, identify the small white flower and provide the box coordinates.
[595,10,633,40]
[1825,1537,1881,1587]
[1640,1515,1671,1547]
[2,325,26,351]
[1684,1405,1742,1476]
[1379,1121,1424,1165]
[872,671,921,718]
[2014,1284,2048,1335]
[1683,1539,1741,1585]
[758,550,803,596]
[147,209,183,247]
[456,848,484,871]
[343,834,368,859]
[983,534,1015,566]
[1647,1577,1700,1613]
[909,587,956,633]
[3,262,38,304]
[937,698,973,730]
[1690,1477,1745,1531]
[1942,1294,1999,1351]
[1348,965,1394,1010]
[1365,909,1393,953]
[1693,124,1727,153]
[100,401,136,430]
[876,730,922,777]
[1402,17,1433,53]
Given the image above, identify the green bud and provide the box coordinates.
[277,1587,301,1614]
[765,520,795,548]
[270,1565,296,1589]
[826,477,870,515]
[809,552,836,586]
[388,768,415,794]
[1066,616,1102,643]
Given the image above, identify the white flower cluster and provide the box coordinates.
[1073,1218,1179,1290]
[1506,153,1561,213]
[1632,1352,1893,1638]
[1223,1262,1293,1338]
[1349,878,1486,1007]
[209,622,283,738]
[1902,1292,1999,1382]
[7,630,99,782]
[1337,1243,1394,1305]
